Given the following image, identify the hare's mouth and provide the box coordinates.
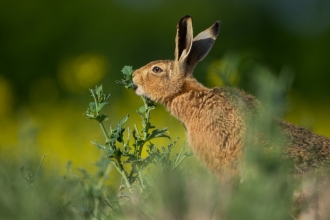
[134,84,145,96]
[132,84,138,91]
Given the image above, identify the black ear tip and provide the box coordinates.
[212,21,221,36]
[215,21,221,29]
[180,15,192,23]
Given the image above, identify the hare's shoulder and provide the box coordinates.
[210,87,260,114]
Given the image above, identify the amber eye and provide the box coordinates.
[152,66,163,73]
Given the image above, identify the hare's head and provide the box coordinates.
[132,15,220,103]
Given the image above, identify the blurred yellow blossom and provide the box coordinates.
[58,53,108,93]
[206,56,240,87]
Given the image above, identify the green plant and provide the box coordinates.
[85,65,192,192]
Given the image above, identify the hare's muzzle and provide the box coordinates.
[132,69,145,96]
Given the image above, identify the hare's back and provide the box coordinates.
[280,120,330,174]
[211,87,260,116]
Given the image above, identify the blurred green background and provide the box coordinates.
[1,0,330,174]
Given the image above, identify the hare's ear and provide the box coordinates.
[186,21,221,75]
[174,15,193,75]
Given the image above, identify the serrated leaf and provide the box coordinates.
[92,141,106,150]
[146,128,170,141]
[125,82,134,89]
[117,115,129,127]
[117,66,136,90]
[121,66,134,78]
[106,148,115,157]
[96,84,103,97]
[97,102,109,112]
[92,141,115,156]
[104,93,111,100]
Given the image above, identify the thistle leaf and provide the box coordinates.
[121,66,134,79]
[146,128,170,141]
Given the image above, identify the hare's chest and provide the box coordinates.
[187,128,243,177]
[184,109,245,174]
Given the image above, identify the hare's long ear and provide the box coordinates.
[174,15,193,76]
[186,21,221,75]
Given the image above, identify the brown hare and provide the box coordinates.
[132,15,330,181]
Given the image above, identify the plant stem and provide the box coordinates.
[99,122,110,143]
[92,198,99,219]
[173,155,189,170]
[33,154,48,184]
[142,97,150,139]
[111,160,131,188]
[138,170,145,189]
[91,88,111,143]
[96,162,112,189]
[139,97,151,158]
[174,145,184,166]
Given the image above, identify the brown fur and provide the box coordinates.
[281,120,330,175]
[132,15,330,180]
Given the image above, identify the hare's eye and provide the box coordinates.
[152,66,163,74]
